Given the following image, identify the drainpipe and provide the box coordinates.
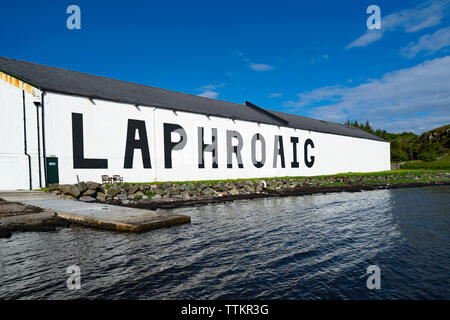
[41,91,48,187]
[34,101,42,188]
[22,90,32,190]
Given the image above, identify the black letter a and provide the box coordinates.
[124,119,152,168]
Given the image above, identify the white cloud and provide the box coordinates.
[346,0,450,49]
[284,56,450,133]
[346,30,383,49]
[249,63,273,71]
[401,26,450,57]
[198,90,219,99]
[235,51,274,71]
[269,92,282,98]
[196,83,224,99]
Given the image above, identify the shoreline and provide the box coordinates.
[111,180,450,210]
[0,199,70,238]
[2,171,449,237]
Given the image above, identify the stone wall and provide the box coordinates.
[48,172,450,205]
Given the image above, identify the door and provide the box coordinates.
[46,157,59,185]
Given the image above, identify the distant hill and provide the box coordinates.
[344,121,450,162]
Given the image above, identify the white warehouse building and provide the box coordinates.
[0,57,390,190]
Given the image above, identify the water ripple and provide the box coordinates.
[0,186,449,299]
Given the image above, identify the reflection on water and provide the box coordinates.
[0,186,449,299]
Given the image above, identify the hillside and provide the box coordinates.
[344,121,450,162]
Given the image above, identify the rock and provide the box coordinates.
[48,184,59,192]
[76,182,88,193]
[96,192,106,201]
[244,185,255,193]
[128,185,140,195]
[202,187,215,196]
[154,188,165,196]
[86,181,100,190]
[83,189,96,197]
[121,200,130,205]
[119,193,128,200]
[79,196,96,202]
[60,184,81,198]
[153,194,162,199]
[181,191,190,199]
[107,186,121,197]
[63,194,75,200]
[0,228,12,238]
[229,188,240,195]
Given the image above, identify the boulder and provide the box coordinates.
[202,187,215,196]
[79,196,96,202]
[229,188,240,196]
[86,181,100,190]
[96,192,106,201]
[60,184,81,198]
[48,184,59,192]
[128,185,140,195]
[83,189,96,197]
[119,193,128,201]
[107,186,121,197]
[181,191,190,199]
[76,182,88,193]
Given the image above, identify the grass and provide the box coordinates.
[402,153,450,170]
[101,169,449,187]
[36,168,449,192]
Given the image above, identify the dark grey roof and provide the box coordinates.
[0,56,386,142]
[266,109,387,142]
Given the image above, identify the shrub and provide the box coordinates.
[418,152,437,162]
[145,191,154,198]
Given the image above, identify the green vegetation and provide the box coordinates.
[135,194,143,200]
[402,153,450,170]
[145,190,154,198]
[344,121,449,164]
[108,170,449,187]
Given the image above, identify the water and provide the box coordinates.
[0,186,449,299]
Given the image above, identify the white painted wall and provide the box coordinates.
[0,86,390,189]
[43,92,390,185]
[0,80,44,190]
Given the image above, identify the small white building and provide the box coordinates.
[0,57,390,190]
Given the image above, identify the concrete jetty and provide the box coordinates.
[1,191,190,233]
[22,199,191,232]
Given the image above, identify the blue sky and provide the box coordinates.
[1,0,449,133]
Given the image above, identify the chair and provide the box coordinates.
[101,175,112,184]
[113,175,123,183]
